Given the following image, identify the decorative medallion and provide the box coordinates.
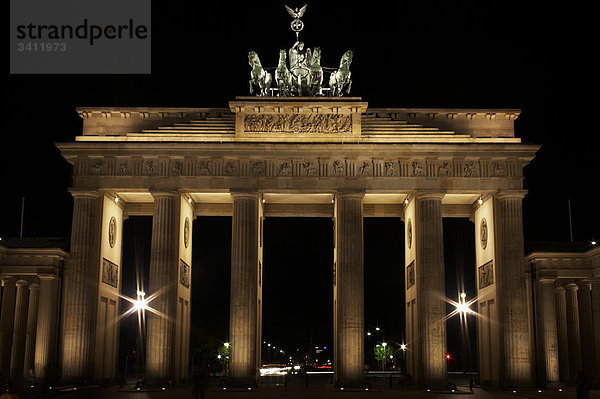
[407,219,412,249]
[102,258,118,288]
[108,216,117,248]
[478,261,494,289]
[406,260,415,290]
[184,217,190,249]
[480,218,488,250]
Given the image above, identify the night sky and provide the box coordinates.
[3,0,597,373]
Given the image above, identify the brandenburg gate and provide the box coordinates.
[55,96,539,388]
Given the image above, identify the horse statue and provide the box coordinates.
[275,49,293,97]
[248,51,272,96]
[308,47,323,96]
[329,50,353,97]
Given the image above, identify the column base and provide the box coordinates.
[143,377,176,389]
[221,377,258,391]
[419,379,451,392]
[500,379,535,392]
[335,378,368,391]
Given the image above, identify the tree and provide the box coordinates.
[374,343,392,371]
[217,343,230,376]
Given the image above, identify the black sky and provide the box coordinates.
[3,0,598,372]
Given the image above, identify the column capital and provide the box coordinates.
[495,190,528,201]
[68,189,101,199]
[576,280,592,290]
[15,280,30,287]
[150,191,180,199]
[415,191,445,201]
[1,276,16,284]
[554,286,566,294]
[565,283,578,292]
[230,190,259,200]
[28,283,40,290]
[37,274,57,281]
[336,190,365,199]
[537,277,556,284]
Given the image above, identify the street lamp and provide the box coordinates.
[131,290,147,380]
[133,290,148,311]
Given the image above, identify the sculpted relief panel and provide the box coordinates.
[244,114,352,134]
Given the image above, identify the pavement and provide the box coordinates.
[10,375,600,399]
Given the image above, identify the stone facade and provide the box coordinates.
[0,238,67,382]
[527,245,600,386]
[46,97,541,387]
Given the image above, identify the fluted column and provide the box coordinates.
[592,278,600,382]
[23,283,39,378]
[35,275,60,380]
[565,283,582,381]
[494,192,531,386]
[554,287,569,383]
[229,191,260,385]
[577,281,595,377]
[10,280,30,379]
[334,191,364,387]
[536,279,559,385]
[0,277,17,373]
[415,193,446,387]
[61,191,100,381]
[146,192,179,383]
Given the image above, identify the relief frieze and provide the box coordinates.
[250,160,266,176]
[384,161,398,176]
[437,161,452,177]
[244,114,352,134]
[82,156,513,180]
[358,161,372,176]
[223,160,239,176]
[170,160,184,175]
[331,160,346,176]
[301,161,318,176]
[411,161,425,177]
[463,160,480,177]
[196,160,211,176]
[276,161,292,176]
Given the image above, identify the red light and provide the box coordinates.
[446,354,451,360]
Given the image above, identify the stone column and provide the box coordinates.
[35,275,60,380]
[0,277,17,373]
[61,191,100,381]
[554,287,570,383]
[592,278,600,383]
[415,193,446,387]
[146,192,179,383]
[494,192,531,387]
[577,281,596,378]
[10,280,30,379]
[229,191,260,386]
[565,283,582,382]
[334,191,365,387]
[23,283,39,379]
[536,279,559,386]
